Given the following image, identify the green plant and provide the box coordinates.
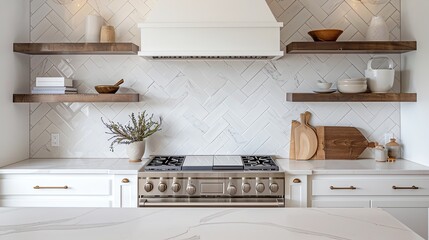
[101,111,162,151]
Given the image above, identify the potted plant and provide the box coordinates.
[102,111,162,162]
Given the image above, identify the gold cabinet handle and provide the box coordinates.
[392,185,419,190]
[122,178,130,183]
[330,186,356,190]
[33,185,68,189]
[292,178,301,183]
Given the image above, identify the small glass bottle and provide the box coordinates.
[386,138,401,161]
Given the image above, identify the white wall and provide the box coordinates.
[0,0,30,167]
[401,0,429,166]
[28,0,403,159]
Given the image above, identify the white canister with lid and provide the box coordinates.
[365,56,395,93]
[374,145,387,162]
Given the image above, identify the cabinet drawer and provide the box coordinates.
[313,179,429,196]
[0,174,112,196]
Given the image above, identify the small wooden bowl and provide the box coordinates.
[308,29,343,42]
[95,85,119,94]
[95,79,124,94]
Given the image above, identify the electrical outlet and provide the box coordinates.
[51,133,60,147]
[384,132,394,145]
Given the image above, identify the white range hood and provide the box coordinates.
[138,0,284,60]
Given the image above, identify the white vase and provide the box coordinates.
[126,141,145,162]
[366,16,389,41]
[85,15,104,42]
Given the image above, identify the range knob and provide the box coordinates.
[171,182,181,192]
[227,185,237,195]
[269,183,279,193]
[242,183,251,193]
[158,182,167,192]
[256,183,265,193]
[144,182,153,192]
[186,184,196,195]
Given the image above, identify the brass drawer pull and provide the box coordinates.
[392,185,419,190]
[33,185,69,189]
[292,178,301,184]
[330,186,356,190]
[122,178,130,183]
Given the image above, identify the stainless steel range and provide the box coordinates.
[138,156,285,207]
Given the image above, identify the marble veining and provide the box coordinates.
[0,208,422,240]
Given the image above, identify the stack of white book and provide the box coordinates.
[32,77,78,94]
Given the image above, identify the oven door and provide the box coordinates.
[139,197,285,207]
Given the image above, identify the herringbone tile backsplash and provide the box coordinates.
[29,0,402,158]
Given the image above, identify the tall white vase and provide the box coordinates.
[85,15,104,42]
[366,16,389,41]
[126,141,145,162]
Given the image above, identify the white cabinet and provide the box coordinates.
[0,173,113,207]
[310,174,429,239]
[112,174,138,208]
[285,175,308,207]
[0,172,140,208]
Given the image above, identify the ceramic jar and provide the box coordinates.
[366,16,389,41]
[386,138,401,160]
[100,26,115,43]
[126,140,145,162]
[365,56,395,93]
[374,145,387,162]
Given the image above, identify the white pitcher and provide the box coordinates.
[365,56,395,93]
[366,16,389,41]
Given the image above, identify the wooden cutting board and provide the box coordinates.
[314,126,377,160]
[294,113,318,160]
[289,120,300,159]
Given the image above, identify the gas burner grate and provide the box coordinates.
[242,156,279,171]
[145,156,185,171]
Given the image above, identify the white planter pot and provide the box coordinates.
[126,141,145,162]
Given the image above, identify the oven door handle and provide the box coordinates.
[140,199,285,207]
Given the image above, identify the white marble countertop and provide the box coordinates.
[0,207,422,240]
[0,158,149,174]
[276,159,429,175]
[1,158,429,175]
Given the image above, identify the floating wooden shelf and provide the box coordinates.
[13,43,139,55]
[286,41,417,54]
[13,93,140,103]
[286,93,417,102]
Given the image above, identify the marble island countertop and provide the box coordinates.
[0,207,423,240]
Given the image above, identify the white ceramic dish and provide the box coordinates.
[338,84,367,93]
[316,82,333,90]
[313,89,336,94]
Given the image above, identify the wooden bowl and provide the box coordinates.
[95,85,119,94]
[308,29,343,42]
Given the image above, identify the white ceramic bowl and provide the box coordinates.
[338,78,367,85]
[317,82,333,90]
[338,84,367,93]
